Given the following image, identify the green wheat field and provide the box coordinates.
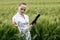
[0,0,60,40]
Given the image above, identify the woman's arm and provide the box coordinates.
[29,24,33,30]
[12,21,18,28]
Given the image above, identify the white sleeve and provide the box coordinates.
[27,15,29,24]
[27,16,30,27]
[12,16,18,24]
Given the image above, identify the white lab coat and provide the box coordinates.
[12,12,31,40]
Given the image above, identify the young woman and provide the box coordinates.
[12,3,32,40]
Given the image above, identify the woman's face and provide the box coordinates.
[18,4,27,13]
